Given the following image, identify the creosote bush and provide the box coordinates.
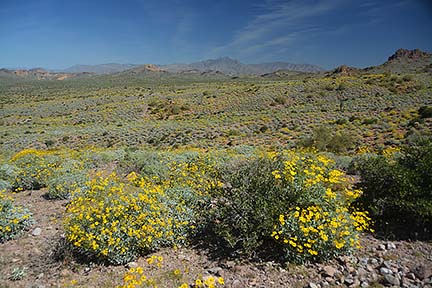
[354,139,432,239]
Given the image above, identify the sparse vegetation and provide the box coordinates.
[0,58,431,287]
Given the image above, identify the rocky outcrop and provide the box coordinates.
[388,48,431,62]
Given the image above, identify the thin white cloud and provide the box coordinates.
[209,0,343,58]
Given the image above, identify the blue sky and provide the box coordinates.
[1,0,431,69]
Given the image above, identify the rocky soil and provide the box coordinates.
[0,189,431,287]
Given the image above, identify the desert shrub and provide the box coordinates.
[206,151,371,262]
[418,105,432,118]
[205,155,287,255]
[45,159,89,200]
[354,139,432,239]
[0,190,33,242]
[118,150,168,180]
[9,149,59,191]
[0,164,16,191]
[300,127,355,153]
[63,173,198,264]
[273,95,287,105]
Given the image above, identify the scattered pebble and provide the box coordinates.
[31,227,42,236]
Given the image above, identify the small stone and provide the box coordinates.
[322,266,337,278]
[384,274,400,286]
[338,256,350,264]
[346,264,355,273]
[382,261,392,269]
[377,244,386,251]
[407,272,416,280]
[380,267,391,275]
[366,264,374,272]
[232,279,242,288]
[248,278,257,286]
[309,283,319,288]
[32,247,43,256]
[370,258,379,265]
[84,267,91,273]
[126,262,138,269]
[36,273,44,279]
[386,242,396,250]
[345,277,354,285]
[358,267,367,279]
[359,257,369,266]
[361,281,369,287]
[32,227,42,236]
[208,267,223,276]
[223,261,235,269]
[411,264,431,280]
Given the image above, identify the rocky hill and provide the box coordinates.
[0,68,94,80]
[121,64,167,74]
[365,48,432,73]
[328,65,362,77]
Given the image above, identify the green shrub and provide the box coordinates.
[0,190,34,242]
[354,139,432,239]
[419,106,432,119]
[300,127,355,153]
[0,164,16,191]
[205,151,371,262]
[45,160,89,200]
[204,156,287,255]
[118,150,168,180]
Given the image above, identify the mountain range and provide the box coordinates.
[1,49,431,80]
[55,57,323,75]
[159,57,324,75]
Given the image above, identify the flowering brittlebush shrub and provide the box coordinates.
[271,151,372,262]
[167,153,223,195]
[45,160,89,200]
[64,173,198,264]
[0,190,33,242]
[118,255,224,288]
[208,150,372,261]
[9,149,59,191]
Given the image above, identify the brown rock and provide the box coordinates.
[322,266,337,277]
[411,264,432,280]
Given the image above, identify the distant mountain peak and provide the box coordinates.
[388,48,430,62]
[329,65,361,76]
[124,64,166,74]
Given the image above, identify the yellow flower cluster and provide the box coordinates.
[167,156,223,194]
[118,255,224,288]
[272,205,371,260]
[270,151,373,262]
[64,173,196,264]
[382,146,401,159]
[9,148,49,162]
